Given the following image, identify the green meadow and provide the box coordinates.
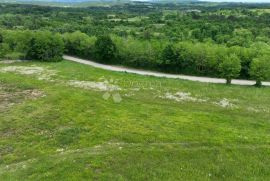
[0,60,269,180]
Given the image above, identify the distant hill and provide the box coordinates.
[0,0,132,7]
[0,0,200,7]
[0,0,129,2]
[0,0,197,3]
[1,0,269,4]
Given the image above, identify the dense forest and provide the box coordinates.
[0,2,270,85]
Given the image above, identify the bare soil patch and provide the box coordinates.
[0,60,22,64]
[0,66,57,81]
[160,91,207,103]
[0,84,44,112]
[68,80,121,92]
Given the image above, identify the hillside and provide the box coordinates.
[0,59,269,180]
[0,2,270,180]
[0,0,199,6]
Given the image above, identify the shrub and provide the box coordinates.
[62,31,96,58]
[26,31,64,62]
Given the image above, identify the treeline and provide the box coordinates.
[1,30,270,85]
[1,3,270,86]
[63,31,270,86]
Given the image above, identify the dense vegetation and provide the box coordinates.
[1,2,270,83]
[0,30,63,61]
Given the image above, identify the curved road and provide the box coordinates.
[64,55,270,86]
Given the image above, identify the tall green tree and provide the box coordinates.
[249,56,270,87]
[94,35,117,63]
[218,54,241,84]
[161,44,179,71]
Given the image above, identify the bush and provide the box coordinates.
[62,31,96,58]
[26,31,64,62]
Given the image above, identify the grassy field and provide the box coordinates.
[0,60,269,180]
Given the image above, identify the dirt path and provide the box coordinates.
[63,55,270,86]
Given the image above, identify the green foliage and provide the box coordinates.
[0,30,64,61]
[227,29,253,47]
[113,36,165,68]
[174,42,227,76]
[62,31,96,58]
[94,35,117,63]
[161,44,180,71]
[229,46,257,79]
[0,43,8,58]
[1,3,270,79]
[249,56,270,86]
[161,44,178,65]
[218,54,241,84]
[0,30,33,59]
[26,31,64,62]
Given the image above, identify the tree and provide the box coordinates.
[26,31,64,62]
[218,54,241,84]
[94,35,117,63]
[161,44,179,72]
[249,56,270,87]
